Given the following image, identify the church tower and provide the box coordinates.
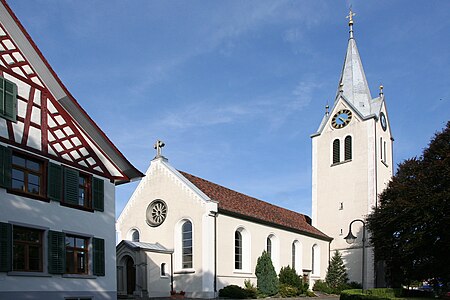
[311,10,393,288]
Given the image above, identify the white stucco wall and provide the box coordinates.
[117,158,217,298]
[0,170,116,295]
[311,98,393,289]
[216,214,329,290]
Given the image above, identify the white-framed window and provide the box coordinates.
[235,230,242,270]
[312,244,320,276]
[292,240,302,272]
[181,220,193,269]
[266,234,279,272]
[234,227,250,272]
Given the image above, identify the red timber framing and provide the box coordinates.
[0,21,125,181]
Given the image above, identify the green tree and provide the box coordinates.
[325,250,349,289]
[367,121,450,287]
[255,251,279,296]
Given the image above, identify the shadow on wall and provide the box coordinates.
[342,225,367,286]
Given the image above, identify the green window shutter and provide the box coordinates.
[0,145,12,189]
[0,78,17,122]
[0,222,12,272]
[92,237,105,276]
[47,231,65,274]
[47,163,62,201]
[4,80,16,122]
[92,177,104,212]
[0,77,4,116]
[63,167,79,205]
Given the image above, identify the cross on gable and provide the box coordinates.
[154,140,165,157]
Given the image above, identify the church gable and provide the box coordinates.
[0,3,140,181]
[117,157,216,228]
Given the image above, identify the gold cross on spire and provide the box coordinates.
[346,8,356,25]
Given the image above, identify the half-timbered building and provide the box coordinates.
[0,1,143,299]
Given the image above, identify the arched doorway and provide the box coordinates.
[124,255,136,295]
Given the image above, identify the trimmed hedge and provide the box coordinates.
[340,289,400,300]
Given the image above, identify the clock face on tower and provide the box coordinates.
[331,109,352,129]
[380,112,387,131]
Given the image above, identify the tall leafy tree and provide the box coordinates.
[367,121,450,287]
[325,250,349,289]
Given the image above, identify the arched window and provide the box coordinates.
[384,141,387,163]
[235,227,250,272]
[235,231,242,270]
[161,263,166,276]
[292,242,296,269]
[292,240,302,271]
[182,221,193,269]
[131,230,139,242]
[266,234,279,272]
[312,244,320,276]
[344,136,352,160]
[333,139,340,164]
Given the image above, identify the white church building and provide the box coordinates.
[116,10,393,299]
[116,148,332,298]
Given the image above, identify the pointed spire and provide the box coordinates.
[336,8,372,116]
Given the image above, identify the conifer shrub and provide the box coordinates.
[278,265,308,294]
[279,266,301,288]
[325,250,349,291]
[255,251,279,296]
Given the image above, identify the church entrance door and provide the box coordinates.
[125,256,136,295]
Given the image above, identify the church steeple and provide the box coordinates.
[336,9,372,116]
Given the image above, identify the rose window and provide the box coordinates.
[146,200,167,227]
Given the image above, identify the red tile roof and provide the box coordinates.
[179,171,331,241]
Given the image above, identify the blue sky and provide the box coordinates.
[8,1,450,218]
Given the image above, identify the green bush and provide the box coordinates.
[243,280,258,299]
[255,251,279,296]
[219,285,247,299]
[279,266,301,287]
[279,265,304,294]
[348,282,363,289]
[279,284,299,298]
[313,279,334,294]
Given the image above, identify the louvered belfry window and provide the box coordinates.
[333,139,340,164]
[344,136,352,161]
